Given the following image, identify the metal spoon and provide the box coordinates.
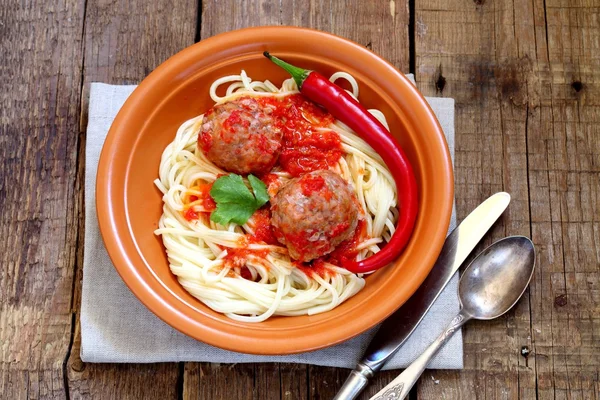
[369,236,536,400]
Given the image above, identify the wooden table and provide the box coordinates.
[2,0,599,398]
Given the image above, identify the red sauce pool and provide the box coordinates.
[255,94,342,177]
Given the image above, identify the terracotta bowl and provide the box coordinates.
[96,26,453,354]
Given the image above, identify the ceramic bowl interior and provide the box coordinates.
[96,27,453,354]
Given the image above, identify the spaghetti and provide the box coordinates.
[154,71,398,322]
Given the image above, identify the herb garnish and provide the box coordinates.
[209,174,269,225]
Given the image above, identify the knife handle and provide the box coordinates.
[370,310,471,400]
[332,363,374,400]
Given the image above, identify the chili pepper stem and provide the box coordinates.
[263,51,311,89]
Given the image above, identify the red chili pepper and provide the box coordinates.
[264,52,418,273]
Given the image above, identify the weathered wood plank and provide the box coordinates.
[184,362,309,399]
[255,363,285,400]
[308,366,343,399]
[5,0,600,398]
[201,0,410,72]
[528,0,600,398]
[0,0,85,398]
[185,363,254,399]
[414,0,537,397]
[280,363,309,400]
[66,0,196,397]
[416,0,600,398]
[192,1,410,398]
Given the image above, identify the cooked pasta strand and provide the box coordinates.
[155,71,398,322]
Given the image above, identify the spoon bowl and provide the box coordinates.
[459,236,535,320]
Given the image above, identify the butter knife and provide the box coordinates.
[333,192,511,400]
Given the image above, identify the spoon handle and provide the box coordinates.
[369,310,471,400]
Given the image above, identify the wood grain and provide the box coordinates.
[3,0,599,398]
[201,0,410,72]
[0,0,85,398]
[65,0,197,398]
[415,0,600,398]
[414,0,534,397]
[184,363,255,399]
[529,0,600,398]
[183,362,310,399]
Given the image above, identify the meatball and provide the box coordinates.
[198,97,282,175]
[271,170,359,262]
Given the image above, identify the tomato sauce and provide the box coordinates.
[250,208,278,245]
[294,259,331,279]
[324,219,368,266]
[299,174,325,195]
[223,235,270,280]
[279,130,343,177]
[260,173,280,187]
[221,109,251,144]
[183,208,199,221]
[298,173,334,200]
[260,173,284,197]
[255,94,343,177]
[182,182,216,221]
[276,229,331,262]
[198,127,213,152]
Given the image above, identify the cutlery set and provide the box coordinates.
[334,192,536,400]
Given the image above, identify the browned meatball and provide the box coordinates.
[271,170,359,262]
[198,97,283,175]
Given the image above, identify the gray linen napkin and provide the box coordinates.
[81,76,462,369]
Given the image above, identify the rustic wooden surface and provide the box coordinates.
[0,0,598,398]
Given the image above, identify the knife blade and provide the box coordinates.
[333,192,511,400]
